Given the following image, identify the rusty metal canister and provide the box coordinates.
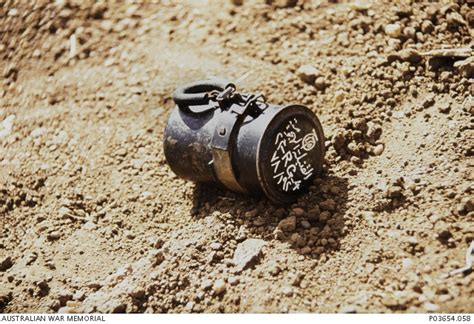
[163,78,325,203]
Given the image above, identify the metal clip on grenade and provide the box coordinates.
[163,78,325,204]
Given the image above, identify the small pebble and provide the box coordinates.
[210,242,222,251]
[423,302,440,312]
[314,77,327,91]
[373,144,385,156]
[297,64,319,84]
[228,277,239,286]
[281,286,293,297]
[213,279,226,295]
[385,23,402,38]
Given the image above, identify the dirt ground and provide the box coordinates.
[1,0,473,314]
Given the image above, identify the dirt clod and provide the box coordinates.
[278,216,297,232]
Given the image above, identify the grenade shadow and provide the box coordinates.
[189,173,350,260]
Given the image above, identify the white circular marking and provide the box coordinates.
[301,132,317,151]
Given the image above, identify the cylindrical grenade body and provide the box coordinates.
[163,97,325,203]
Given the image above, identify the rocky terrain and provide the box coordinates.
[0,0,473,313]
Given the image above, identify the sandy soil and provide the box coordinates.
[0,0,473,313]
